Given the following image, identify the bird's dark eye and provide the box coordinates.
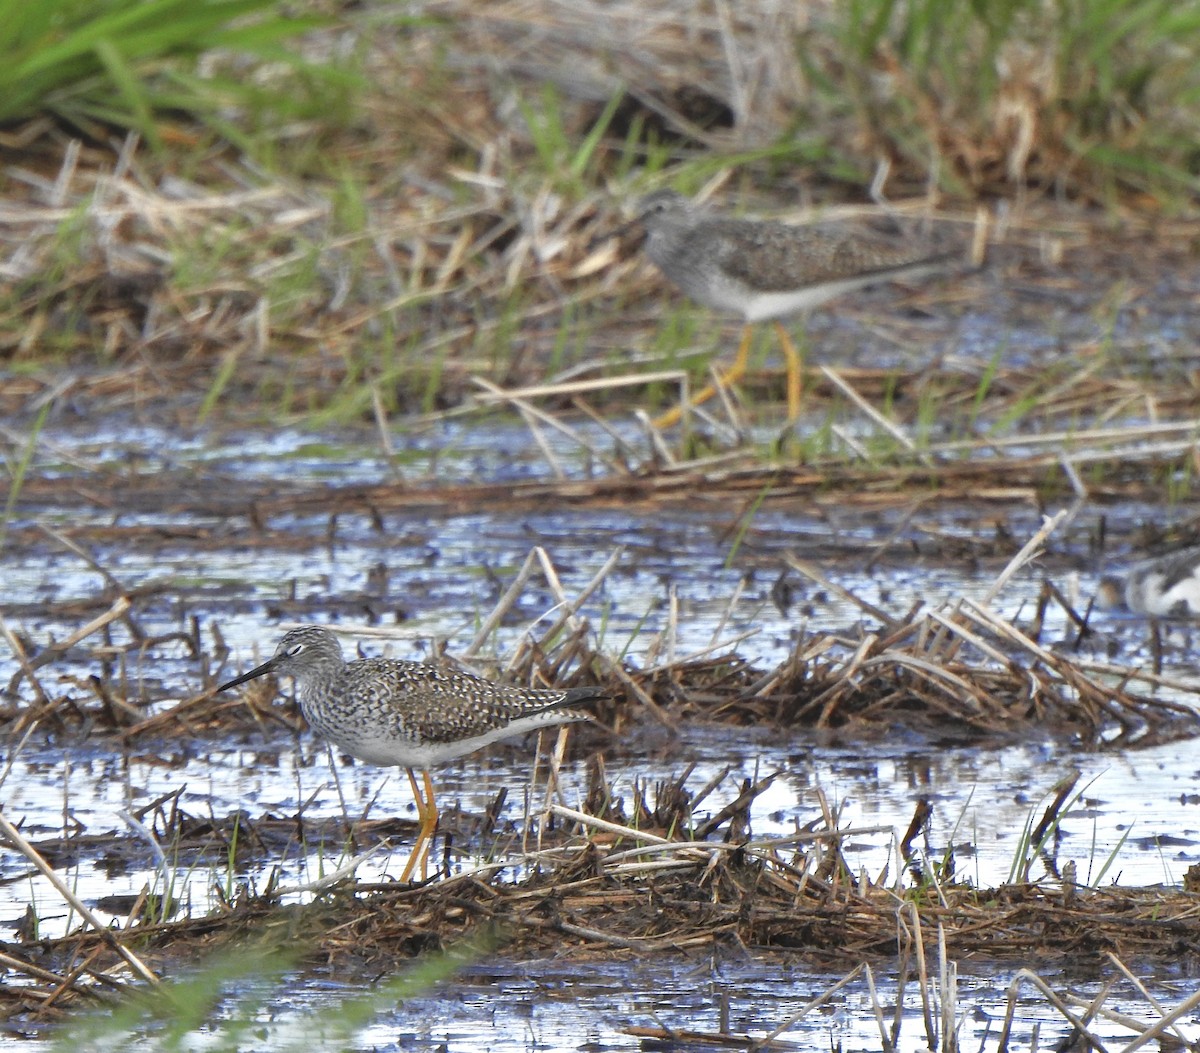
[288,644,305,656]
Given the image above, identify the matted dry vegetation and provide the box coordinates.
[4,501,1199,748]
[4,0,1200,1045]
[5,754,1200,1045]
[1,2,1199,431]
[4,508,1200,1024]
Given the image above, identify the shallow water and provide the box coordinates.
[21,934,1200,1052]
[4,418,1200,1050]
[6,725,1199,1050]
[4,719,1197,944]
[282,958,1199,1053]
[8,420,1200,691]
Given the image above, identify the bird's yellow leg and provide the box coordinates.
[720,323,755,388]
[773,321,804,421]
[652,325,754,429]
[399,768,439,883]
[417,769,438,880]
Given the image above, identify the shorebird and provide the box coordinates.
[1096,546,1200,618]
[627,189,960,427]
[217,625,604,881]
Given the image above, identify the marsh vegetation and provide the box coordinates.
[2,1,1200,1049]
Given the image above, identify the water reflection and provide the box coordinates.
[6,420,1200,1049]
[4,718,1197,952]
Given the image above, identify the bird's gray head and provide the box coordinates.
[1093,575,1126,611]
[217,625,345,692]
[634,189,695,231]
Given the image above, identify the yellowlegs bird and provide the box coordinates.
[217,625,605,881]
[1096,546,1200,618]
[629,189,960,427]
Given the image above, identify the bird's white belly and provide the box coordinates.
[737,280,866,320]
[319,712,582,769]
[691,273,902,321]
[1128,570,1200,617]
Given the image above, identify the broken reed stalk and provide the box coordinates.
[470,370,687,406]
[526,544,616,657]
[758,964,867,1047]
[819,365,927,463]
[937,923,957,1053]
[0,958,79,1009]
[929,508,1068,662]
[1074,978,1121,1050]
[640,626,760,675]
[3,595,133,724]
[473,358,665,478]
[1117,986,1200,1053]
[489,545,681,727]
[463,547,541,657]
[783,554,895,625]
[0,805,158,985]
[997,970,1109,1053]
[464,544,618,677]
[1060,953,1197,1051]
[0,611,49,707]
[1101,952,1195,1049]
[861,964,893,1053]
[547,800,894,877]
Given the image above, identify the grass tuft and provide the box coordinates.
[0,0,343,150]
[814,0,1200,199]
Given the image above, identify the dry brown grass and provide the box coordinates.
[3,5,1200,1040]
[1,3,1198,432]
[4,509,1196,750]
[5,772,1200,1023]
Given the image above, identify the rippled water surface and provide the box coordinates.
[4,419,1200,1051]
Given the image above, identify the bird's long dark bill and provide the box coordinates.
[586,213,642,252]
[216,656,280,693]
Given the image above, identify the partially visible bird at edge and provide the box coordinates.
[1096,545,1200,619]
